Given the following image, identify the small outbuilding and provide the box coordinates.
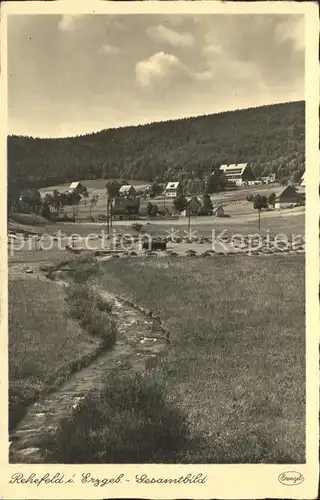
[213,206,225,217]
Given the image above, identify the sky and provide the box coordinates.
[8,13,305,138]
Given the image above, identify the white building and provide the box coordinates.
[219,163,255,186]
[119,184,136,197]
[165,181,183,198]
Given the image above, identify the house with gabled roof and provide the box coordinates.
[119,184,136,197]
[112,196,140,220]
[165,181,183,198]
[213,205,225,217]
[69,181,86,194]
[181,196,202,216]
[275,185,301,209]
[219,163,255,186]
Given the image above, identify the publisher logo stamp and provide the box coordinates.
[278,471,304,486]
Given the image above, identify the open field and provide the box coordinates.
[9,202,305,237]
[8,203,304,266]
[9,274,102,430]
[96,254,305,463]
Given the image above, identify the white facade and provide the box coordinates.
[165,181,181,198]
[219,163,255,185]
[166,190,178,198]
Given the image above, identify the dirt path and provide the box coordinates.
[9,280,168,463]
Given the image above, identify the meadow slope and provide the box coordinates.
[97,254,305,463]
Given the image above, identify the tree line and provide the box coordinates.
[8,101,305,191]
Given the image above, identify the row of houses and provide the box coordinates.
[70,167,305,202]
[163,167,254,197]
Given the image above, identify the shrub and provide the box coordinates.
[64,284,116,345]
[9,384,38,432]
[97,214,108,221]
[132,222,143,233]
[85,309,116,347]
[43,373,191,463]
[67,254,100,283]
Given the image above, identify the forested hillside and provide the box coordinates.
[8,101,305,188]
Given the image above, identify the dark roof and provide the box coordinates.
[276,185,298,198]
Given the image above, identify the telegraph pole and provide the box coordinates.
[110,198,113,230]
[106,194,110,235]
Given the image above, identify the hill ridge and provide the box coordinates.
[8,100,305,189]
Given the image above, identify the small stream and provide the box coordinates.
[9,280,168,463]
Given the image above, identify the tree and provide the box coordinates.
[40,202,51,220]
[279,177,289,186]
[149,182,162,197]
[82,187,89,206]
[89,195,99,217]
[150,204,159,217]
[246,194,253,202]
[8,182,21,214]
[201,194,213,215]
[146,202,154,217]
[19,188,42,214]
[205,172,225,194]
[106,181,121,198]
[253,194,268,230]
[187,179,195,195]
[52,189,62,215]
[173,194,187,213]
[291,170,303,184]
[267,192,276,208]
[73,192,81,216]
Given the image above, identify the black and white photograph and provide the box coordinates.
[1,1,319,498]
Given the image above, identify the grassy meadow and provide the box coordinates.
[97,254,305,463]
[9,276,102,430]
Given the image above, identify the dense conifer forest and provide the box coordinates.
[8,101,305,189]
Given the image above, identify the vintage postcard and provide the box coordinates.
[0,1,319,498]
